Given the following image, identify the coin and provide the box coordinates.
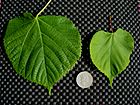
[76,71,93,88]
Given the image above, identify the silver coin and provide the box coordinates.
[76,71,93,88]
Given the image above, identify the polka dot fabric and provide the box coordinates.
[0,0,140,105]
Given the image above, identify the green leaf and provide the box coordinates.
[90,28,134,86]
[4,13,81,94]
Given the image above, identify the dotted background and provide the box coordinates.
[0,0,140,105]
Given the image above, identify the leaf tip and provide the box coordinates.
[109,78,113,88]
[48,90,52,95]
[48,86,53,95]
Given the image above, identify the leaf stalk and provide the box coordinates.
[36,0,52,18]
[109,16,113,32]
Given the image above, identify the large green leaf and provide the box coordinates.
[4,13,81,94]
[90,28,134,86]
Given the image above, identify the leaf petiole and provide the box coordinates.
[109,16,113,32]
[36,0,52,18]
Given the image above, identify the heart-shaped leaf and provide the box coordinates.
[90,28,134,86]
[4,13,81,94]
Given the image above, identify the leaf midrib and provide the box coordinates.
[108,34,114,81]
[35,18,49,87]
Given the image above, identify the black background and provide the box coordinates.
[0,0,140,105]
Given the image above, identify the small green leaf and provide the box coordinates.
[4,13,81,94]
[90,28,134,86]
